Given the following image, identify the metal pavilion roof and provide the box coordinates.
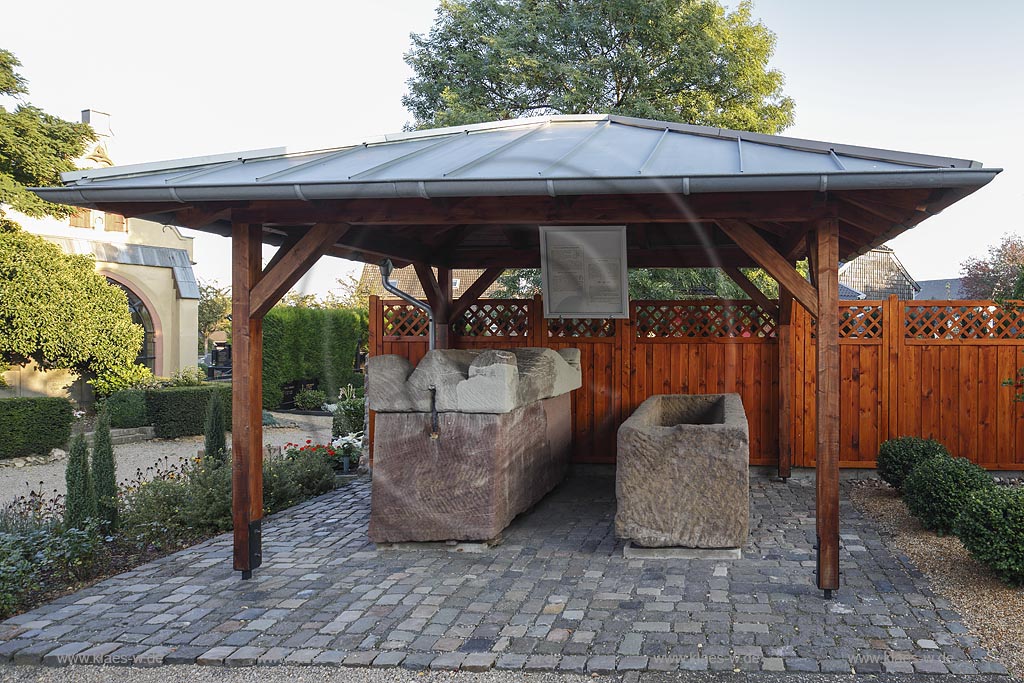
[35,114,998,208]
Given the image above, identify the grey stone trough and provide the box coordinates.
[615,393,750,551]
[367,347,581,543]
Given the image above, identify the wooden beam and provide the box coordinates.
[174,205,232,229]
[436,267,453,349]
[231,221,265,578]
[249,223,350,319]
[448,246,758,269]
[448,267,505,323]
[723,267,779,319]
[777,288,794,480]
[226,191,829,226]
[413,263,444,312]
[814,216,841,595]
[325,245,412,269]
[717,220,818,317]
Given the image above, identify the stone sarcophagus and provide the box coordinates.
[615,394,749,549]
[367,347,581,543]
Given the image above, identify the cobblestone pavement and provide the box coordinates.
[0,468,1008,675]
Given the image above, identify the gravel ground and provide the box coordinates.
[849,481,1024,680]
[0,413,333,508]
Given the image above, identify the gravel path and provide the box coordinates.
[850,481,1024,680]
[0,413,333,509]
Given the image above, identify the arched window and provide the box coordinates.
[106,279,157,371]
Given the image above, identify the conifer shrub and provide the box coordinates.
[91,410,117,531]
[64,434,97,530]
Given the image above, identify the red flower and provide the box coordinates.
[306,439,312,444]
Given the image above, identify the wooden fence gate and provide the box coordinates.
[368,295,1024,470]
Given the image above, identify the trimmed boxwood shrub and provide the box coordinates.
[102,389,149,428]
[877,436,949,490]
[903,456,994,534]
[0,397,74,459]
[955,486,1024,585]
[144,384,232,438]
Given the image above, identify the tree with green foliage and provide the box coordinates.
[65,433,97,530]
[494,266,788,301]
[403,0,794,131]
[0,228,146,392]
[0,49,145,392]
[198,281,231,355]
[204,389,227,466]
[0,48,95,232]
[91,409,117,531]
[960,233,1024,300]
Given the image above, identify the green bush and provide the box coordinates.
[877,436,949,490]
[0,397,74,459]
[0,520,102,618]
[121,450,335,550]
[293,388,327,411]
[91,410,117,531]
[103,389,149,428]
[903,457,994,534]
[145,384,232,438]
[332,397,367,438]
[261,306,365,409]
[204,390,227,466]
[64,434,97,531]
[955,486,1024,585]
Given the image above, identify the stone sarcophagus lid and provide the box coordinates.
[367,347,581,543]
[615,394,749,549]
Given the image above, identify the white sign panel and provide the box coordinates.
[539,226,629,319]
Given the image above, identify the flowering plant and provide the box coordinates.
[332,432,362,458]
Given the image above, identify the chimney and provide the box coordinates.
[81,109,113,138]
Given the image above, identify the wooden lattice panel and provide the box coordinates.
[904,303,1024,340]
[839,305,883,339]
[456,301,531,337]
[383,303,429,337]
[547,318,616,338]
[634,302,776,338]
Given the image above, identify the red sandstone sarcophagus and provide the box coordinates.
[367,347,581,543]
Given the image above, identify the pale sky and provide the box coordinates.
[4,0,1021,297]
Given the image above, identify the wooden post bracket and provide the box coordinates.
[717,220,818,317]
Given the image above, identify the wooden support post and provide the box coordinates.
[778,287,794,480]
[436,267,453,349]
[412,264,454,349]
[814,217,841,596]
[231,222,265,579]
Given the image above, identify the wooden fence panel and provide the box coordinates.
[368,295,1024,469]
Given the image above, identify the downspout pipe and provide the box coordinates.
[380,259,435,351]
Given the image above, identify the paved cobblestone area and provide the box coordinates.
[0,468,1007,675]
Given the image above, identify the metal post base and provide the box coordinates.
[823,588,833,600]
[241,570,252,580]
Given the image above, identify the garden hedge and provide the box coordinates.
[955,486,1024,585]
[144,384,232,438]
[0,397,74,459]
[103,389,149,428]
[903,456,994,534]
[261,306,366,409]
[876,436,949,490]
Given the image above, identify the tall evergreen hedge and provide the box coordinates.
[145,384,232,438]
[0,397,74,459]
[261,306,366,409]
